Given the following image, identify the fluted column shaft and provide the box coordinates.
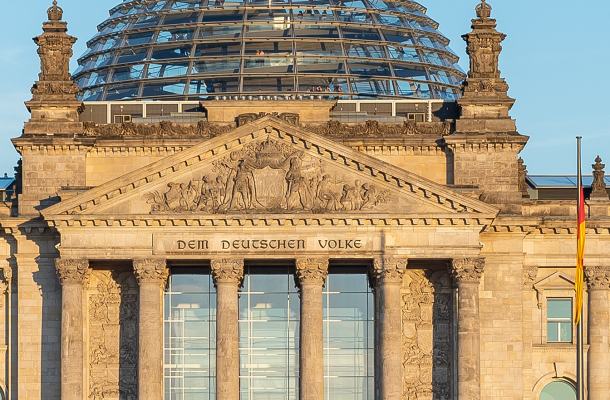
[449,258,484,400]
[133,259,168,400]
[585,266,610,400]
[372,258,407,400]
[295,258,329,400]
[56,259,90,400]
[211,258,244,400]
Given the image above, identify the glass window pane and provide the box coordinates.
[559,323,572,342]
[351,78,394,95]
[147,63,190,78]
[295,42,342,56]
[105,84,139,100]
[151,44,193,60]
[297,58,345,74]
[194,42,241,57]
[157,28,196,42]
[295,25,339,38]
[192,59,241,75]
[246,9,290,21]
[199,25,242,39]
[141,80,187,97]
[111,64,145,82]
[191,77,239,93]
[342,28,381,41]
[163,12,201,25]
[125,31,155,46]
[117,48,149,63]
[242,76,295,92]
[540,381,577,400]
[244,24,291,38]
[244,41,292,55]
[243,58,294,73]
[345,43,386,58]
[348,61,391,76]
[547,322,559,342]
[548,299,571,319]
[201,10,245,23]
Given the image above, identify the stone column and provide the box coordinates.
[295,258,329,400]
[584,266,610,400]
[522,266,538,400]
[449,258,484,400]
[372,258,407,400]
[133,259,168,400]
[55,258,90,400]
[211,258,244,400]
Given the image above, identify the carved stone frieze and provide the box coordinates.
[304,120,452,136]
[584,266,610,290]
[371,258,408,286]
[523,266,538,289]
[462,78,509,93]
[591,156,609,199]
[210,258,244,287]
[238,112,300,127]
[295,258,329,287]
[143,137,391,214]
[88,271,138,400]
[56,258,90,285]
[83,120,235,138]
[132,259,168,287]
[402,270,452,399]
[448,258,484,284]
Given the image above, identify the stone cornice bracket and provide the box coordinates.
[295,258,329,288]
[371,258,408,287]
[210,258,244,288]
[55,258,90,285]
[449,258,485,284]
[133,259,168,288]
[523,266,538,289]
[584,266,610,290]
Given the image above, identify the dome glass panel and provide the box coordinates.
[74,0,466,101]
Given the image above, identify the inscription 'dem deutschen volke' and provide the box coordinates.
[176,238,363,251]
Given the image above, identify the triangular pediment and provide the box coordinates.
[43,116,499,218]
[534,271,575,290]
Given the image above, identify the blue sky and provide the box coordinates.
[0,0,608,177]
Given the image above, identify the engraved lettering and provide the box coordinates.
[298,240,305,249]
[252,240,259,249]
[278,240,286,249]
[318,240,327,249]
[329,240,337,249]
[261,240,268,249]
[241,240,250,249]
[188,240,196,250]
[346,240,353,249]
[270,240,277,249]
[178,240,186,250]
[233,240,240,249]
[354,240,362,249]
[222,240,230,249]
[198,240,208,250]
[288,240,296,249]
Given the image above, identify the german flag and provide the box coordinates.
[574,185,586,325]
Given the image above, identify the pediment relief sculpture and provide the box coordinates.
[144,137,391,214]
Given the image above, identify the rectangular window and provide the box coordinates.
[323,266,374,400]
[547,298,572,342]
[164,268,217,400]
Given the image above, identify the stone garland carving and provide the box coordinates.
[83,120,235,138]
[448,258,484,284]
[144,137,391,214]
[210,259,244,287]
[132,259,168,287]
[304,120,452,136]
[402,270,453,399]
[462,78,509,93]
[523,266,538,289]
[56,258,90,285]
[371,258,408,286]
[518,158,529,197]
[237,112,300,127]
[591,156,608,199]
[88,271,138,400]
[295,258,329,287]
[584,266,610,290]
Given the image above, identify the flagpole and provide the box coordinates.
[576,136,585,400]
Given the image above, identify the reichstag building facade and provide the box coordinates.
[0,0,608,399]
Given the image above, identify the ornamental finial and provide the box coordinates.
[476,0,492,19]
[47,0,63,21]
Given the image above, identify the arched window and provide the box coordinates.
[540,381,576,400]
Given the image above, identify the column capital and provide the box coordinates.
[211,258,244,287]
[133,259,168,287]
[55,258,90,285]
[371,258,408,285]
[295,258,329,287]
[523,266,538,289]
[585,266,610,290]
[449,258,484,284]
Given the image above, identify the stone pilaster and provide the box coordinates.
[371,258,407,400]
[584,266,610,400]
[522,266,538,400]
[448,258,484,400]
[211,258,244,400]
[295,258,329,400]
[56,258,89,400]
[133,259,168,400]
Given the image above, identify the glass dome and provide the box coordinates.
[73,0,466,101]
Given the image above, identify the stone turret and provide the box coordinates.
[445,1,528,214]
[23,0,84,135]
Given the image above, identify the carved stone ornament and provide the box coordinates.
[591,155,609,199]
[56,258,90,285]
[83,120,235,138]
[238,112,300,127]
[518,158,529,197]
[523,266,538,289]
[476,0,492,19]
[295,258,329,287]
[88,271,138,399]
[132,259,168,287]
[210,258,244,286]
[144,137,391,214]
[304,120,452,136]
[371,258,408,286]
[449,258,484,284]
[584,266,610,290]
[402,270,453,399]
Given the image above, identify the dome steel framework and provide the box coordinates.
[74,0,466,101]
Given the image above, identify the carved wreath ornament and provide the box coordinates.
[144,138,390,214]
